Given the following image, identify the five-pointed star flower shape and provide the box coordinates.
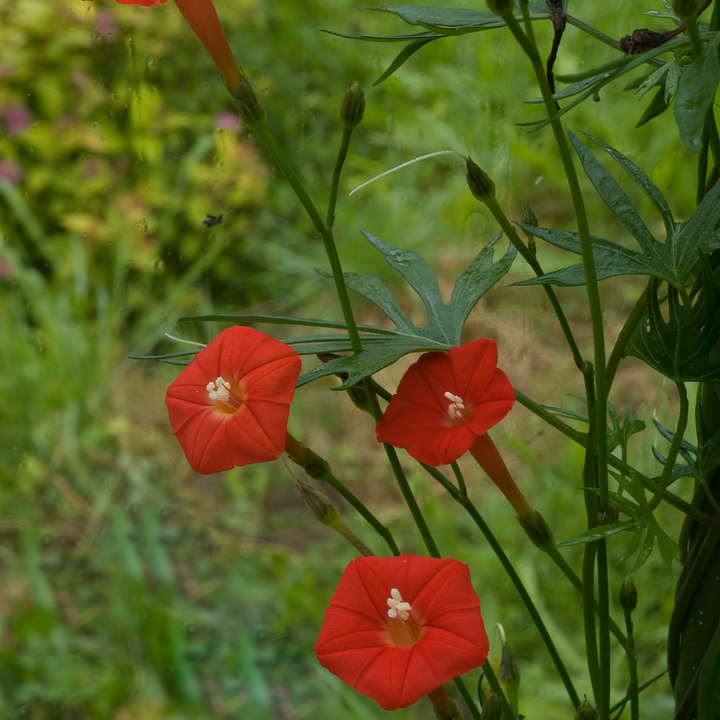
[376,339,515,466]
[165,326,301,474]
[315,554,489,710]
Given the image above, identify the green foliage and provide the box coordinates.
[626,257,720,382]
[517,133,720,288]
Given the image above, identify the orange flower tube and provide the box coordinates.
[83,0,243,91]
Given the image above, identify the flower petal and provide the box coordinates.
[376,339,515,466]
[165,326,301,474]
[315,556,488,710]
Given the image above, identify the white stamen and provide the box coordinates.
[207,376,231,403]
[387,588,412,621]
[444,391,466,420]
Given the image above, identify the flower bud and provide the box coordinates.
[340,79,365,129]
[297,480,342,529]
[574,697,597,720]
[671,0,699,19]
[466,157,496,202]
[485,0,514,17]
[481,692,503,720]
[521,204,537,228]
[518,510,555,552]
[619,578,638,612]
[498,644,520,714]
[230,71,267,129]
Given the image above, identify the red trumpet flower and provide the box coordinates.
[315,554,489,710]
[165,326,301,474]
[376,339,515,467]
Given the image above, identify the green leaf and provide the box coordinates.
[556,522,637,547]
[626,256,720,382]
[374,2,555,30]
[675,34,720,152]
[373,37,437,85]
[518,35,698,130]
[637,63,669,99]
[298,231,516,388]
[637,84,671,127]
[515,134,720,287]
[583,133,676,239]
[665,56,682,105]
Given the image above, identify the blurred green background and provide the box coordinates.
[0,0,701,717]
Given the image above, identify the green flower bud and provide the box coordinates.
[486,0,514,17]
[230,71,267,129]
[481,692,503,720]
[498,644,520,714]
[340,79,365,129]
[619,578,638,612]
[574,697,597,720]
[521,204,538,228]
[672,0,699,19]
[466,157,496,202]
[518,510,555,552]
[297,480,342,529]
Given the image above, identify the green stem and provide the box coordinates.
[514,388,720,533]
[483,659,515,720]
[546,548,627,648]
[624,609,640,720]
[508,4,610,519]
[454,677,481,720]
[252,122,364,355]
[684,10,706,56]
[649,382,689,511]
[583,541,602,707]
[383,443,441,557]
[327,127,353,229]
[290,443,401,556]
[597,540,612,718]
[483,194,584,371]
[423,463,581,710]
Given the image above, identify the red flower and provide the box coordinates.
[376,339,515,467]
[165,326,301,474]
[315,555,489,710]
[84,0,243,90]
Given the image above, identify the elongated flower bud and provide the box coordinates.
[619,578,638,612]
[498,644,520,714]
[481,692,502,720]
[518,510,555,551]
[340,79,365,129]
[466,157,496,202]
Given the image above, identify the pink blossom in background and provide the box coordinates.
[1,104,33,136]
[0,159,24,185]
[214,112,240,130]
[95,10,119,39]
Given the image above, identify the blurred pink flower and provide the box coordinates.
[0,159,23,185]
[1,104,33,136]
